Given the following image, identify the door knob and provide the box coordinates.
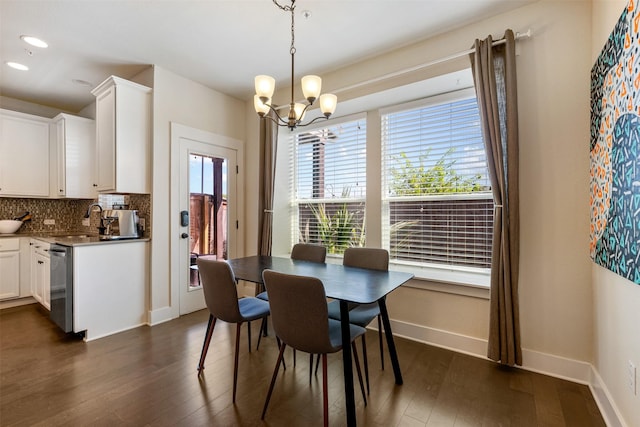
[181,233,189,239]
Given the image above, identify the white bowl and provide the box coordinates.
[0,220,23,234]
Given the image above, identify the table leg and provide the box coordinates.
[340,300,357,426]
[378,296,403,385]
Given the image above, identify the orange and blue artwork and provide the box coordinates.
[590,0,640,284]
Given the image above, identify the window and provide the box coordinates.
[381,91,493,275]
[278,79,493,289]
[291,115,367,254]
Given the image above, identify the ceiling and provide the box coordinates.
[1,0,534,113]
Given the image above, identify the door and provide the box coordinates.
[171,124,239,315]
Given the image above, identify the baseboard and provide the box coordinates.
[386,319,625,427]
[148,306,176,326]
[0,297,37,310]
[589,367,627,427]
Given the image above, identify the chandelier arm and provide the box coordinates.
[265,104,290,125]
[294,116,330,128]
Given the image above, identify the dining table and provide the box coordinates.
[227,255,414,427]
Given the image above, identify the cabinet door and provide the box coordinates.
[32,253,49,308]
[55,115,96,199]
[94,87,116,192]
[0,251,20,300]
[42,255,50,310]
[0,112,50,197]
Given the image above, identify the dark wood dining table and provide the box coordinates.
[227,255,414,427]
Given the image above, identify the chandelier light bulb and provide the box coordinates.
[301,75,322,103]
[254,95,270,117]
[255,75,276,100]
[319,94,337,117]
[293,103,306,121]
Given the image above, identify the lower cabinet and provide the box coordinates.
[30,239,50,310]
[0,238,20,300]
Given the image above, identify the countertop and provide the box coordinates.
[0,232,150,247]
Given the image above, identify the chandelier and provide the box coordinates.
[254,0,337,130]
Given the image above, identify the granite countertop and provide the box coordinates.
[0,232,150,246]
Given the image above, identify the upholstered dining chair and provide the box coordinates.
[261,270,367,427]
[257,242,327,365]
[327,247,389,395]
[196,258,271,403]
[256,242,327,301]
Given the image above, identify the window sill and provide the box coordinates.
[390,261,490,299]
[326,255,491,299]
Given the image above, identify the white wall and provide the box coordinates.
[149,66,245,323]
[245,0,599,380]
[591,2,640,426]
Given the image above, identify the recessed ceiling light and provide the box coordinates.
[6,62,29,71]
[20,35,48,48]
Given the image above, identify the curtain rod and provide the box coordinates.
[331,29,532,96]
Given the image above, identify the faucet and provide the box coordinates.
[85,203,114,235]
[85,202,102,219]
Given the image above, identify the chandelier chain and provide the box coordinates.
[273,0,296,55]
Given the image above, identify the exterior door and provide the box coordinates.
[172,125,238,315]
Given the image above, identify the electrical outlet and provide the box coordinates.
[139,218,146,231]
[629,361,637,395]
[43,219,55,226]
[82,218,90,226]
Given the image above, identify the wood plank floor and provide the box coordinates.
[0,304,605,426]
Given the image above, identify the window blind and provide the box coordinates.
[291,116,367,254]
[382,96,493,269]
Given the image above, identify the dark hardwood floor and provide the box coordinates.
[0,304,605,426]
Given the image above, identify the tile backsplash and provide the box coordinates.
[0,194,151,236]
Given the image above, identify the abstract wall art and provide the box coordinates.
[590,0,640,284]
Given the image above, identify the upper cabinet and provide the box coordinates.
[52,113,96,199]
[91,76,151,194]
[0,109,50,197]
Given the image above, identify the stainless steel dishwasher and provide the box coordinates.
[50,244,73,332]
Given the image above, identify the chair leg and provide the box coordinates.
[197,315,216,374]
[293,349,297,366]
[352,342,367,406]
[377,314,384,371]
[257,317,266,350]
[247,321,252,353]
[276,337,286,370]
[361,334,370,395]
[322,354,329,427]
[315,353,321,376]
[261,342,287,420]
[233,323,241,403]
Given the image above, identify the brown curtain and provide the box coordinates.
[257,111,278,256]
[470,30,521,366]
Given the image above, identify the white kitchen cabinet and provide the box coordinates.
[52,113,96,199]
[30,239,50,310]
[0,238,20,300]
[91,76,151,194]
[0,109,50,197]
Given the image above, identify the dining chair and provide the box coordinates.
[256,242,327,301]
[256,243,326,365]
[261,270,367,427]
[196,258,271,403]
[327,247,389,395]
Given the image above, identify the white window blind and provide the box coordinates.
[291,116,367,254]
[382,93,493,270]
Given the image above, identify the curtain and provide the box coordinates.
[470,29,521,366]
[257,111,278,257]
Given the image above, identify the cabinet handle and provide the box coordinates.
[93,184,98,187]
[38,261,43,264]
